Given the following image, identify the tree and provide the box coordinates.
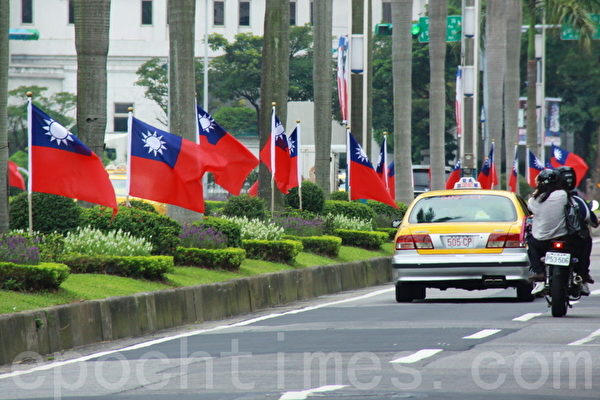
[392,0,415,203]
[74,0,111,159]
[0,0,8,232]
[313,0,333,196]
[428,0,448,190]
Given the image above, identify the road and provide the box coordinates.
[1,244,600,399]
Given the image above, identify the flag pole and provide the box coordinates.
[126,107,133,207]
[296,120,302,210]
[383,132,389,191]
[26,92,33,234]
[346,125,351,201]
[270,103,276,217]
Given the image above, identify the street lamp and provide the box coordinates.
[463,6,475,38]
[462,65,475,97]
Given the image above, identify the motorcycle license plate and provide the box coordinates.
[545,252,570,266]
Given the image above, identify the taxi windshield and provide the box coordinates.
[409,194,517,223]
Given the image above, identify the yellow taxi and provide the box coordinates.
[392,177,533,302]
[108,169,167,214]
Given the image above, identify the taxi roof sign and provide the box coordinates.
[454,177,482,189]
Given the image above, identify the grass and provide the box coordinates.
[0,243,393,315]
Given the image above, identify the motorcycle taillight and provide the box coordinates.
[552,241,566,250]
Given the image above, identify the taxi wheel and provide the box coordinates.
[395,283,426,302]
[516,282,535,302]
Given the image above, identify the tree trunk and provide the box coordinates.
[525,0,537,152]
[485,0,507,186]
[504,0,522,190]
[0,0,8,232]
[392,0,414,204]
[259,0,289,210]
[313,0,333,197]
[74,0,111,159]
[428,0,447,190]
[167,0,198,223]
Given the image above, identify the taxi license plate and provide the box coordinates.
[545,252,570,266]
[442,235,475,249]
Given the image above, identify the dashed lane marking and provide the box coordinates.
[390,349,443,364]
[463,329,502,339]
[512,313,543,322]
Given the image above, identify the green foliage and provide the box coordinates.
[333,229,388,250]
[0,262,70,291]
[204,200,226,216]
[64,227,153,256]
[222,194,267,220]
[242,239,303,263]
[79,206,181,255]
[9,192,81,234]
[191,217,242,247]
[329,191,349,201]
[326,213,373,231]
[223,216,284,240]
[60,255,173,280]
[376,228,398,241]
[323,200,376,222]
[119,200,158,214]
[213,106,257,135]
[38,233,65,262]
[365,200,408,228]
[285,181,325,214]
[174,247,246,270]
[282,235,341,257]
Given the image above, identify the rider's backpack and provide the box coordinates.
[564,197,589,239]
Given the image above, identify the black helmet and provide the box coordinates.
[537,169,560,186]
[556,166,576,190]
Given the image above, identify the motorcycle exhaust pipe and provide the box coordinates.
[574,275,583,284]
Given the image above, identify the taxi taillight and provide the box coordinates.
[486,233,524,248]
[395,234,433,250]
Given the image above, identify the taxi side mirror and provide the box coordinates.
[391,219,401,228]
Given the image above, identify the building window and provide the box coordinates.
[214,1,224,25]
[22,0,33,23]
[113,103,133,132]
[239,1,250,26]
[382,1,391,23]
[142,0,153,25]
[68,0,74,24]
[290,1,296,26]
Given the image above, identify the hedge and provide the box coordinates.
[9,192,81,234]
[0,262,70,291]
[366,200,408,228]
[376,227,398,241]
[60,254,173,280]
[323,200,376,222]
[174,247,246,270]
[333,229,388,250]
[282,235,341,257]
[191,217,242,247]
[242,239,303,263]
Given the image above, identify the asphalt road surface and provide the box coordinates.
[2,242,600,400]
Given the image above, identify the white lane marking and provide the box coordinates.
[568,328,600,346]
[591,289,600,296]
[0,288,394,379]
[279,385,346,400]
[462,329,501,339]
[390,349,443,364]
[512,313,543,322]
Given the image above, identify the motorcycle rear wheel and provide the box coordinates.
[550,266,569,317]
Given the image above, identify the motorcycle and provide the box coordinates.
[542,240,582,317]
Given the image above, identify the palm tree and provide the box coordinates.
[428,0,447,190]
[0,0,8,232]
[167,0,197,223]
[73,0,111,159]
[392,0,414,203]
[313,0,333,196]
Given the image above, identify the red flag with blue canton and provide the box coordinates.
[259,113,292,194]
[387,162,395,199]
[375,137,389,190]
[8,161,25,190]
[29,102,117,214]
[549,144,588,187]
[129,116,206,213]
[287,126,300,191]
[445,160,462,189]
[196,106,258,195]
[348,132,397,208]
[508,145,518,192]
[526,148,544,188]
[477,143,498,189]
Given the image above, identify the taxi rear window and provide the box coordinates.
[409,194,517,223]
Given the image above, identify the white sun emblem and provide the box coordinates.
[43,119,74,146]
[198,114,215,132]
[288,137,296,153]
[355,146,368,163]
[142,130,167,156]
[553,148,562,161]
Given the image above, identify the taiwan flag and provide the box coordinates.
[508,145,519,193]
[196,106,258,195]
[28,102,117,213]
[287,124,300,191]
[526,148,545,188]
[445,160,462,189]
[337,36,349,123]
[259,109,292,194]
[477,143,498,189]
[348,131,397,208]
[387,162,395,199]
[549,144,588,187]
[8,161,25,190]
[129,116,206,213]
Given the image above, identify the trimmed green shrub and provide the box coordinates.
[366,200,408,228]
[0,262,70,291]
[283,235,341,257]
[119,200,158,214]
[64,227,153,256]
[333,229,388,250]
[80,206,181,255]
[285,181,325,214]
[204,200,226,216]
[222,195,267,220]
[60,254,173,280]
[191,217,242,247]
[329,191,349,201]
[223,216,284,240]
[9,192,81,234]
[376,227,398,241]
[242,239,303,263]
[323,200,375,222]
[39,233,66,262]
[174,247,246,270]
